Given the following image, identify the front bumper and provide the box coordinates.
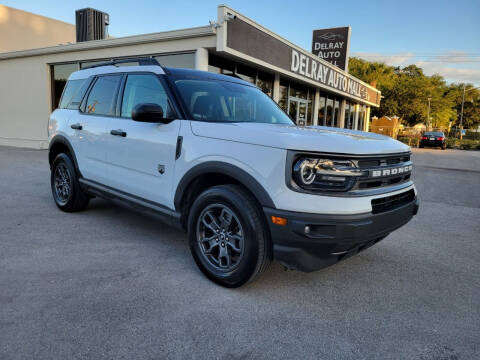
[264,197,419,272]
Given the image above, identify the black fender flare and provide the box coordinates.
[48,135,82,176]
[174,161,276,210]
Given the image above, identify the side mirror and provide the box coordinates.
[131,103,169,123]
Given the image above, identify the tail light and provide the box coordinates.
[437,137,444,140]
[421,136,427,140]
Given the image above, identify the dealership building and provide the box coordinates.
[0,5,381,149]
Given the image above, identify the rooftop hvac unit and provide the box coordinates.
[75,8,109,42]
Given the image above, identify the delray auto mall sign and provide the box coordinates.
[291,49,368,101]
[223,16,381,106]
[312,27,351,70]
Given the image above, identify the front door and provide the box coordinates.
[288,99,308,126]
[104,73,180,208]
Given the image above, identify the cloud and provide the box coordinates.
[351,51,480,86]
[351,52,415,66]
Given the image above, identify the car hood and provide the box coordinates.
[190,122,410,155]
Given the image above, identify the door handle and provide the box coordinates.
[71,123,82,130]
[110,129,127,137]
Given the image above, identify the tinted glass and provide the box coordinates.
[175,79,294,125]
[59,79,86,109]
[121,74,173,118]
[325,97,333,126]
[424,132,444,136]
[333,98,340,127]
[278,83,288,112]
[85,75,122,115]
[318,96,326,126]
[51,63,78,110]
[256,71,274,97]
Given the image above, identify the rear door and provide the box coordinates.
[73,74,122,184]
[104,73,180,208]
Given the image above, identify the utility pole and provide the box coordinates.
[460,85,465,140]
[427,97,431,131]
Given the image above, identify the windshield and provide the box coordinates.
[174,79,294,125]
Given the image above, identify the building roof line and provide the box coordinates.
[0,25,215,60]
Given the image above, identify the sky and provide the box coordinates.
[3,0,480,85]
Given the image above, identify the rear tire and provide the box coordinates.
[51,153,89,212]
[187,184,271,287]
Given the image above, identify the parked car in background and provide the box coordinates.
[420,132,446,150]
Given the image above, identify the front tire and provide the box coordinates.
[188,185,271,287]
[51,153,89,212]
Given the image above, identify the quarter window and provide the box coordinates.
[121,74,173,118]
[85,75,122,115]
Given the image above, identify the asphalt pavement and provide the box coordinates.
[0,146,479,360]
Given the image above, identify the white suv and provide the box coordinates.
[48,58,419,287]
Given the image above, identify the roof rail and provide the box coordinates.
[82,57,165,71]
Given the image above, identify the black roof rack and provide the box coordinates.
[82,57,166,71]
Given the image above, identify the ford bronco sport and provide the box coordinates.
[48,58,419,287]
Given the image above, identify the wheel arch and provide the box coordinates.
[48,135,81,176]
[174,161,276,228]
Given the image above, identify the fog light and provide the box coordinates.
[304,225,311,234]
[271,216,287,226]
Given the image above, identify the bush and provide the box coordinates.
[446,138,457,148]
[444,138,479,150]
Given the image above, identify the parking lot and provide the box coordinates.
[0,146,479,360]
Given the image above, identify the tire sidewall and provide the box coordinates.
[188,186,263,287]
[51,153,79,211]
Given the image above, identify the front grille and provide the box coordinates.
[352,153,412,191]
[371,189,415,214]
[356,154,410,169]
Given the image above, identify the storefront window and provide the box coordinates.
[318,95,326,126]
[256,71,273,97]
[208,54,234,75]
[289,83,308,99]
[333,98,340,127]
[278,80,288,112]
[358,105,366,131]
[236,64,256,84]
[344,102,350,129]
[325,97,334,126]
[307,91,314,126]
[51,63,79,110]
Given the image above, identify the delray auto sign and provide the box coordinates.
[312,27,350,70]
[222,16,381,106]
[291,49,369,101]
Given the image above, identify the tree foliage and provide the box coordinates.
[348,57,480,129]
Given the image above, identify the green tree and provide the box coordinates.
[348,57,479,129]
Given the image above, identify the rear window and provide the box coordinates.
[59,79,87,109]
[424,132,444,136]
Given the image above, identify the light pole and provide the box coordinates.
[459,85,480,140]
[427,97,431,131]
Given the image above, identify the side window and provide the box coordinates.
[85,75,122,115]
[121,74,174,118]
[59,79,86,109]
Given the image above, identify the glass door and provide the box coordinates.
[288,99,308,125]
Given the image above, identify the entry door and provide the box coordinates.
[104,73,180,208]
[288,99,308,126]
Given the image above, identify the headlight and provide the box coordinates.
[292,157,363,192]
